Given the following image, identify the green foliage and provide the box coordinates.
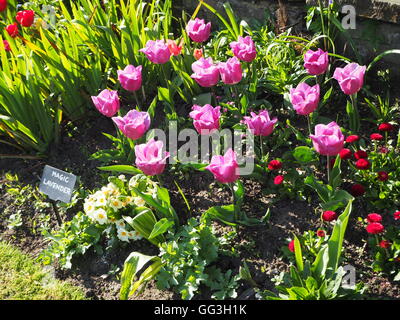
[119,218,239,300]
[260,200,365,300]
[39,212,105,269]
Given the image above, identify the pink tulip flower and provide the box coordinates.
[303,48,329,75]
[189,104,221,135]
[112,110,150,141]
[191,57,220,87]
[118,65,142,92]
[206,148,239,184]
[139,40,171,64]
[310,121,345,156]
[218,57,242,85]
[243,110,278,136]
[186,18,211,43]
[230,36,257,62]
[91,89,120,117]
[333,63,366,95]
[135,139,170,176]
[290,83,320,116]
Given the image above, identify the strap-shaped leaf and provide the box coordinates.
[119,252,160,300]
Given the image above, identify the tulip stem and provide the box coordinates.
[307,114,312,137]
[317,0,327,50]
[133,91,140,111]
[141,86,147,102]
[260,135,264,162]
[350,94,360,132]
[327,155,330,184]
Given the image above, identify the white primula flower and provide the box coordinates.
[118,175,127,182]
[133,197,146,207]
[110,198,123,211]
[84,201,96,215]
[117,228,130,242]
[115,219,126,229]
[128,230,143,241]
[94,209,108,225]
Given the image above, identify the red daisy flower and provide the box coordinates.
[367,213,382,223]
[346,135,359,143]
[366,222,385,234]
[370,133,384,141]
[394,211,400,220]
[268,160,282,170]
[339,148,352,160]
[354,150,368,160]
[355,159,370,170]
[274,175,284,185]
[322,211,337,222]
[378,123,394,132]
[350,184,365,197]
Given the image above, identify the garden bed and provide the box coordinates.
[1,0,400,301]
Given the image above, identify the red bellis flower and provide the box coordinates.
[394,211,400,220]
[355,159,370,170]
[366,222,385,234]
[350,184,365,197]
[274,175,284,185]
[322,211,337,222]
[370,133,384,141]
[339,148,352,160]
[354,150,368,160]
[268,160,282,170]
[367,213,382,224]
[346,135,359,143]
[378,123,394,132]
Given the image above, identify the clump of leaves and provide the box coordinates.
[119,218,240,300]
[156,218,239,300]
[38,212,104,269]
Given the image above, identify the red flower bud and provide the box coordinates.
[5,23,19,38]
[350,183,365,197]
[379,240,391,249]
[288,239,295,252]
[377,171,389,182]
[394,211,400,220]
[316,230,326,237]
[379,146,389,154]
